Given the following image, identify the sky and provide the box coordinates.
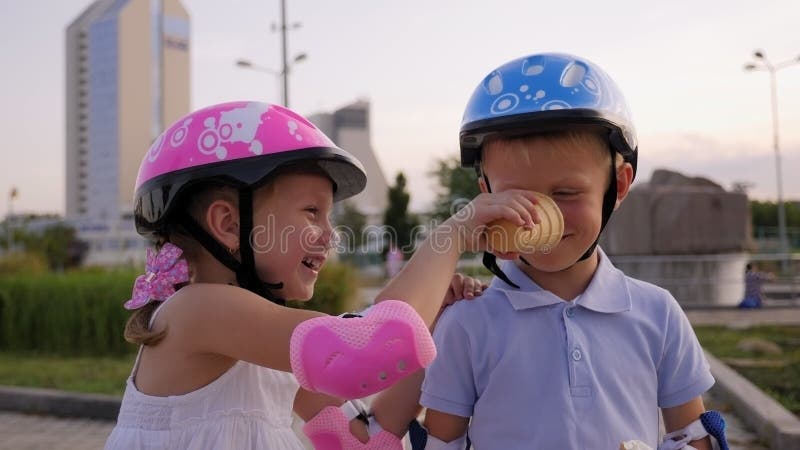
[1,0,799,216]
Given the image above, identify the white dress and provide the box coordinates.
[105,306,305,449]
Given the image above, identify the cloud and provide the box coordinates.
[637,132,800,199]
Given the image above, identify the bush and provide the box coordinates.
[288,261,360,315]
[0,262,361,355]
[0,271,137,355]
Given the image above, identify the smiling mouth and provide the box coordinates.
[302,257,323,271]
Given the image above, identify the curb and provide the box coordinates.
[0,385,120,421]
[706,351,800,449]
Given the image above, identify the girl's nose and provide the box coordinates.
[312,219,336,250]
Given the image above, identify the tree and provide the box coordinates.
[383,172,419,254]
[10,222,88,270]
[750,200,800,249]
[336,201,367,248]
[429,155,480,220]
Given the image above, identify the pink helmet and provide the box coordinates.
[134,101,366,236]
[133,101,367,303]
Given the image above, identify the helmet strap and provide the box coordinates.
[479,172,520,289]
[175,189,285,305]
[575,150,618,262]
[236,188,285,304]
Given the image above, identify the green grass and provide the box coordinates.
[0,352,135,396]
[695,325,800,416]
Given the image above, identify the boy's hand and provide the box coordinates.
[445,273,488,304]
[433,273,488,328]
[444,190,542,254]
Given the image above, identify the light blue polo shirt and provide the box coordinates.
[420,249,714,449]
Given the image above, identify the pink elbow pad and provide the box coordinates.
[303,405,403,450]
[290,300,436,399]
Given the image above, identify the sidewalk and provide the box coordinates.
[0,411,114,450]
[685,306,800,327]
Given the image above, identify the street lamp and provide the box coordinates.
[235,52,307,107]
[744,49,800,271]
[6,187,18,252]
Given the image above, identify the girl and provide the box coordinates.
[105,101,541,449]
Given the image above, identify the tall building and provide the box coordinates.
[65,0,189,265]
[309,100,389,219]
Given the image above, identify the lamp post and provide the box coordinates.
[236,0,304,108]
[744,50,800,271]
[235,52,307,107]
[6,187,17,252]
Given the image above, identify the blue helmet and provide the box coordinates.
[459,52,638,178]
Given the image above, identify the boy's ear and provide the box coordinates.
[478,175,489,194]
[614,162,635,210]
[205,200,240,250]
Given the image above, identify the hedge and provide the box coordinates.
[0,271,136,355]
[0,261,359,356]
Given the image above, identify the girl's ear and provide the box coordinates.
[614,162,635,210]
[205,199,240,250]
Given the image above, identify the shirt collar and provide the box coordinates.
[491,248,631,313]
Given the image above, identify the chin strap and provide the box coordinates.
[176,187,285,305]
[578,150,618,262]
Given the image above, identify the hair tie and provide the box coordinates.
[125,243,189,310]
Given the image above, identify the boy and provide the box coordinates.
[419,53,721,449]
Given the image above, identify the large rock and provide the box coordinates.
[602,169,753,255]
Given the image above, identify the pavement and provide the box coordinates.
[0,411,114,450]
[1,305,799,449]
[685,305,800,327]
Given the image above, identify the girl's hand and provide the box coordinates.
[443,190,542,254]
[433,273,489,328]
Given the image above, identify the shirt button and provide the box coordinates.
[566,307,576,318]
[572,348,583,361]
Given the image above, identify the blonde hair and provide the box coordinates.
[123,181,238,346]
[481,130,622,178]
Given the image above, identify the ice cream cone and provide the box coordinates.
[486,192,563,253]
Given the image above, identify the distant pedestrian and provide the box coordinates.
[738,263,773,308]
[386,245,404,277]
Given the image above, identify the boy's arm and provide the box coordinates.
[424,409,470,443]
[661,397,711,450]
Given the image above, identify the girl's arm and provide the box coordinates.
[158,283,325,372]
[293,274,486,440]
[375,189,540,327]
[370,273,486,436]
